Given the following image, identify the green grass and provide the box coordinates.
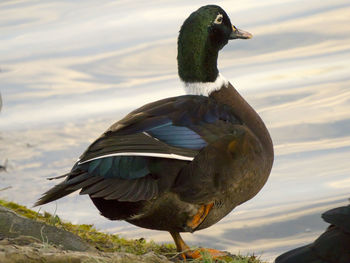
[0,199,266,262]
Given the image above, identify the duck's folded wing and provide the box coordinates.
[35,95,241,206]
[35,152,185,206]
[79,95,240,163]
[78,130,198,164]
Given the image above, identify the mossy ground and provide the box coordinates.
[0,199,266,263]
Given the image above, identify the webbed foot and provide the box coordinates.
[182,247,227,260]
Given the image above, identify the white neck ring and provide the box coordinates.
[183,73,228,96]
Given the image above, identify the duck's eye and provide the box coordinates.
[214,14,223,24]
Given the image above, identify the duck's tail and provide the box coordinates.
[34,171,88,207]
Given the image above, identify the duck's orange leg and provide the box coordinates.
[170,231,190,253]
[169,203,226,260]
[170,231,227,260]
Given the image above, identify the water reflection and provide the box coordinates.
[1,0,350,262]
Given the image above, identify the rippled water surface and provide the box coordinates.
[1,0,350,261]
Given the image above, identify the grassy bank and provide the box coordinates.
[0,199,266,263]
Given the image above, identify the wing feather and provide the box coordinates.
[80,180,111,195]
[36,95,241,206]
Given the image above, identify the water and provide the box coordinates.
[1,0,350,261]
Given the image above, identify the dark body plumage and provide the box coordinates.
[36,5,273,255]
[37,92,272,232]
[275,204,350,263]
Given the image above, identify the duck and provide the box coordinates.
[36,5,274,259]
[275,204,350,263]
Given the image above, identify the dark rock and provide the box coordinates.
[0,205,91,251]
[322,205,350,233]
[275,204,350,263]
[0,205,172,262]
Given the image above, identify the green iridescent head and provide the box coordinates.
[177,5,252,83]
